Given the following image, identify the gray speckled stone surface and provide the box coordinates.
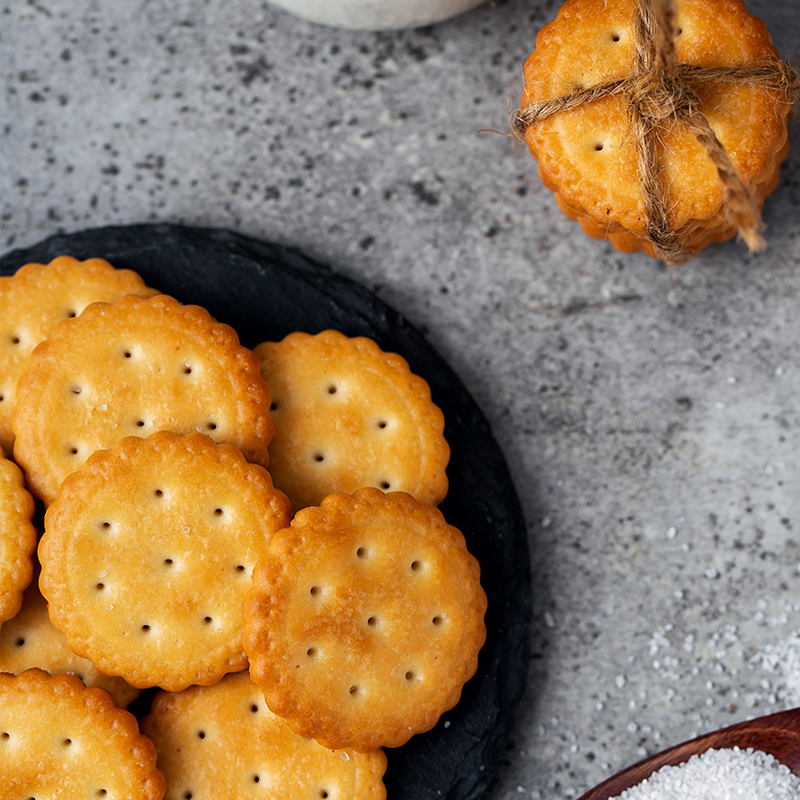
[2,1,800,797]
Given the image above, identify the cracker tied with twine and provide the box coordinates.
[510,0,799,265]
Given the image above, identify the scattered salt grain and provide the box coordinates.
[758,630,800,707]
[606,747,800,800]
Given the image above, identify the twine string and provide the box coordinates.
[510,0,799,265]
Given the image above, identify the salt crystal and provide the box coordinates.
[606,747,800,800]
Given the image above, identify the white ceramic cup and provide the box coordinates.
[267,0,487,30]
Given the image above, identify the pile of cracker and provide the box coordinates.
[0,256,488,799]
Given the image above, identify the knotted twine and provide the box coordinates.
[509,0,799,266]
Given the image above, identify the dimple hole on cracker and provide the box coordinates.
[432,614,444,626]
[326,384,338,395]
[307,646,318,657]
[410,559,423,572]
[15,636,25,647]
[98,521,112,533]
[310,585,323,597]
[356,546,368,559]
[367,615,378,627]
[379,480,391,490]
[349,684,361,697]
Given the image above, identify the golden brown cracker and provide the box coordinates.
[0,443,37,624]
[517,0,794,259]
[0,668,165,798]
[142,671,388,800]
[13,293,274,504]
[0,255,159,453]
[244,487,487,752]
[0,559,140,708]
[255,329,449,510]
[39,431,291,691]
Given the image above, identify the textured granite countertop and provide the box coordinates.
[3,1,800,797]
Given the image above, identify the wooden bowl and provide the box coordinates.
[578,707,800,800]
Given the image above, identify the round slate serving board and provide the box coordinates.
[1,224,532,800]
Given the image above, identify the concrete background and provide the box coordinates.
[2,0,800,797]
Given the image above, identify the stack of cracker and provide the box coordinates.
[511,0,799,265]
[0,255,488,799]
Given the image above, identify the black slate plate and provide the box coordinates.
[1,224,532,800]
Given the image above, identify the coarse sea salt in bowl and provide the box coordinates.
[578,707,800,800]
[265,0,486,30]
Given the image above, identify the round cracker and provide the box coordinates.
[255,329,449,511]
[12,293,274,504]
[0,443,37,624]
[244,487,487,752]
[0,668,165,798]
[142,671,387,800]
[0,254,159,454]
[39,431,292,691]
